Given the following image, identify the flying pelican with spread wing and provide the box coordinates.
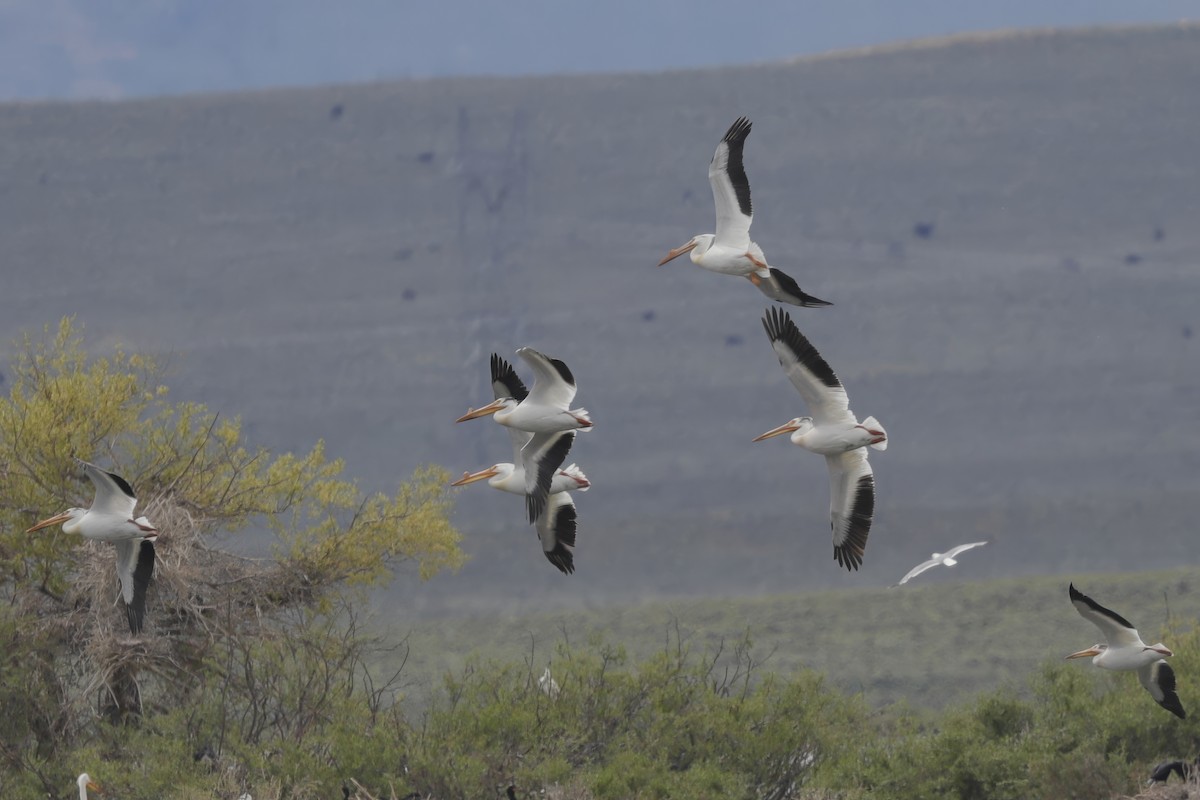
[452,358,590,574]
[1066,583,1185,718]
[752,307,886,570]
[27,458,158,635]
[457,350,592,522]
[451,469,587,576]
[658,117,831,308]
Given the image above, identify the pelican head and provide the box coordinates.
[752,417,814,444]
[28,507,87,535]
[77,773,101,796]
[450,464,514,487]
[456,396,518,423]
[1065,643,1106,661]
[658,234,714,266]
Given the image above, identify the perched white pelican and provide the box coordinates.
[452,435,588,574]
[895,541,989,586]
[753,307,887,570]
[539,665,561,699]
[27,459,158,635]
[77,773,101,800]
[1066,583,1185,718]
[458,350,592,521]
[658,116,831,308]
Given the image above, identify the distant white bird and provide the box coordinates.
[753,307,886,571]
[658,116,831,308]
[77,773,101,800]
[1066,583,1185,718]
[458,351,592,521]
[28,459,158,634]
[539,665,561,699]
[895,541,989,586]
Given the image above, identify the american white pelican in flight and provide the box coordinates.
[77,774,101,800]
[1066,583,1185,718]
[27,459,158,635]
[658,117,831,308]
[452,459,590,498]
[451,441,588,575]
[895,541,988,586]
[753,307,886,570]
[458,348,592,434]
[458,350,592,520]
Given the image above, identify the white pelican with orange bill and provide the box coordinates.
[752,307,886,571]
[457,348,592,434]
[1066,583,1185,718]
[457,349,592,522]
[27,458,158,635]
[658,116,831,308]
[76,773,101,800]
[453,462,585,575]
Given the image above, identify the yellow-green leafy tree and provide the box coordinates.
[0,318,464,798]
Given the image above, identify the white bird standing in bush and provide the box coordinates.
[76,774,100,800]
[539,666,560,699]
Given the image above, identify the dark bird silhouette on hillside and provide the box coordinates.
[1148,757,1198,784]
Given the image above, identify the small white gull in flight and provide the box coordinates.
[752,307,886,571]
[658,116,831,308]
[895,541,988,586]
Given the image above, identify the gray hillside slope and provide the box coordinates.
[1,25,1197,614]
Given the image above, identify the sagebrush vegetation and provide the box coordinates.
[393,569,1200,711]
[2,323,1195,800]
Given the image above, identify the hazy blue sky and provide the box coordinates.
[0,0,1196,100]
